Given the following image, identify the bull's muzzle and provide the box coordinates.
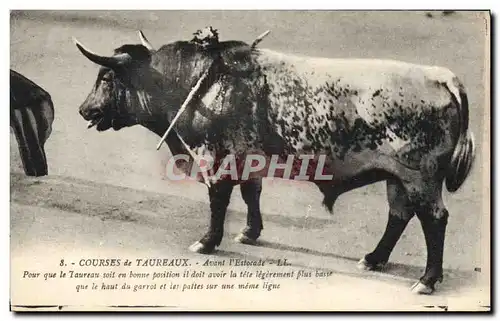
[79,106,103,121]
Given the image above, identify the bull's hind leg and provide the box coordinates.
[189,181,234,254]
[407,179,448,295]
[392,155,448,294]
[358,178,415,271]
[234,178,263,245]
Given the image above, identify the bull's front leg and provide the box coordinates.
[189,181,234,254]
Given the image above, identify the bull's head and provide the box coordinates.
[74,34,161,132]
[74,28,265,136]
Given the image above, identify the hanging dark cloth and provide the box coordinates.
[10,69,55,177]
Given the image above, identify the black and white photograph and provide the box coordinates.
[9,9,491,311]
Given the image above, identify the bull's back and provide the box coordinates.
[255,49,455,108]
[255,49,460,173]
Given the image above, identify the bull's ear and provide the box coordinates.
[74,38,132,69]
[138,30,155,51]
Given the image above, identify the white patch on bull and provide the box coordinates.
[354,97,375,123]
[189,82,228,131]
[201,82,223,113]
[185,144,216,183]
[353,98,409,153]
[385,128,410,152]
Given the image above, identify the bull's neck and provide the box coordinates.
[139,55,218,151]
[152,52,214,116]
[140,118,187,157]
[133,80,191,154]
[140,118,168,138]
[139,119,196,177]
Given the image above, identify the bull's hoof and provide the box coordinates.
[188,241,216,254]
[357,257,386,271]
[234,233,258,245]
[410,281,434,295]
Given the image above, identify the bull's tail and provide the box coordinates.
[445,80,476,192]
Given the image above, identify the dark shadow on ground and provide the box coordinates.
[217,240,480,295]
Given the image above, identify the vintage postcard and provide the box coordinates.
[9,10,491,311]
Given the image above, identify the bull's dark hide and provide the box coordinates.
[10,69,54,177]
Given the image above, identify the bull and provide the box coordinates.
[10,69,55,177]
[74,28,475,294]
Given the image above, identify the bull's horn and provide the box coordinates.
[73,37,132,68]
[138,30,154,51]
[251,30,270,49]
